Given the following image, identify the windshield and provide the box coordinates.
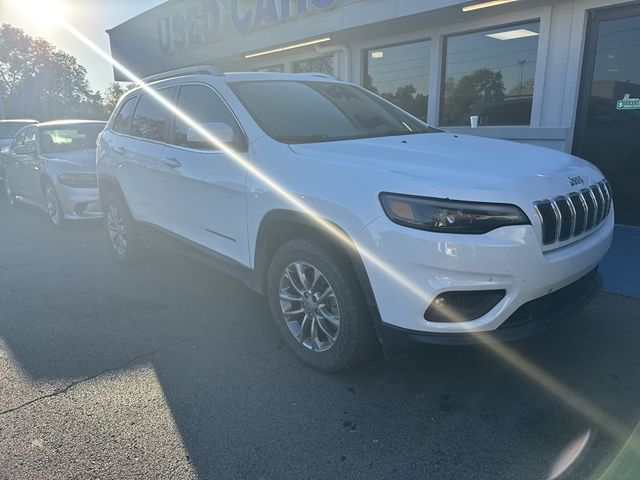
[0,122,33,139]
[39,123,105,154]
[230,81,437,144]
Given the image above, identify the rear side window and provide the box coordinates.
[12,129,27,147]
[111,96,138,135]
[130,88,175,142]
[172,84,243,150]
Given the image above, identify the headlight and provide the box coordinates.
[379,193,530,234]
[58,172,97,188]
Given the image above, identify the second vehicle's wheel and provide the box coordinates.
[103,191,145,264]
[43,181,65,228]
[267,237,378,372]
[5,176,17,207]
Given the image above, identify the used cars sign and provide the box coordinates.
[157,0,341,55]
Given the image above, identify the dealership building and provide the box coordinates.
[107,0,640,225]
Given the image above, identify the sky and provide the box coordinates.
[1,0,166,92]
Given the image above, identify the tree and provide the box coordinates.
[380,84,428,120]
[442,68,506,125]
[0,23,105,120]
[364,77,428,120]
[102,82,136,117]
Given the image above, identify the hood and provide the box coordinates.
[289,132,603,203]
[41,149,97,171]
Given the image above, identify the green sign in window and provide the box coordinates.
[616,94,640,110]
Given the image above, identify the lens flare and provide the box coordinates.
[547,429,591,480]
[8,0,71,29]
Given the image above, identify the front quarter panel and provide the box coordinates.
[245,136,448,267]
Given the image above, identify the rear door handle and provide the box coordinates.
[161,157,181,168]
[114,146,127,156]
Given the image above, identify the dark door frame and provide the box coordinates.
[573,1,640,157]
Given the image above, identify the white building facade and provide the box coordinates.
[108,0,640,224]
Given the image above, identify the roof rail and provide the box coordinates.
[297,72,335,80]
[142,65,224,84]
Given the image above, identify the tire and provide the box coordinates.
[267,237,378,372]
[103,191,145,264]
[0,167,5,197]
[5,175,17,207]
[43,180,66,228]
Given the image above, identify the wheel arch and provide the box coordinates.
[97,173,135,217]
[253,209,382,327]
[39,172,56,189]
[98,174,125,203]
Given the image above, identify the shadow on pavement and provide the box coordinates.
[1,200,639,479]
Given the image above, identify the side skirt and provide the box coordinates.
[137,222,258,292]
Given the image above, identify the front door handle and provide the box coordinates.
[161,157,181,168]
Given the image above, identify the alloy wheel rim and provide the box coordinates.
[45,185,60,225]
[5,178,14,205]
[106,203,127,256]
[278,261,340,352]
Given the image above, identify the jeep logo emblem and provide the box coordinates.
[568,176,584,187]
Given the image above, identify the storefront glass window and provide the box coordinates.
[440,20,540,126]
[254,64,285,73]
[364,40,431,121]
[292,56,335,76]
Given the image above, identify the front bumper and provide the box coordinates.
[354,212,614,338]
[377,268,601,347]
[55,183,102,220]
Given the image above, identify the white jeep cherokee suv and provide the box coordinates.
[97,66,614,371]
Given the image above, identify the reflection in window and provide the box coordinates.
[254,64,285,73]
[364,40,430,121]
[440,21,540,126]
[131,89,175,142]
[112,97,137,135]
[40,125,104,153]
[173,85,242,150]
[292,56,335,76]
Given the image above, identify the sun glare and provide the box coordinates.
[8,0,71,31]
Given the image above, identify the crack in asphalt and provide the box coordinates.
[0,334,201,417]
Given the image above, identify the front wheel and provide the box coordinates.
[43,181,65,228]
[267,237,377,372]
[103,192,145,264]
[5,176,17,207]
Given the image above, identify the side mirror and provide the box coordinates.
[14,144,35,155]
[187,122,235,146]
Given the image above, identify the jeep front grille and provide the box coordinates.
[534,180,612,246]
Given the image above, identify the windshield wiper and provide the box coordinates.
[278,134,330,144]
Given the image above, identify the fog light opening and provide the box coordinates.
[74,203,88,215]
[424,290,506,322]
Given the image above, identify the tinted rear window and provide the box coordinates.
[111,97,138,135]
[130,88,175,142]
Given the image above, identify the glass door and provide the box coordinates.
[574,4,640,226]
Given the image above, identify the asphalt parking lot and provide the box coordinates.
[0,198,639,480]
